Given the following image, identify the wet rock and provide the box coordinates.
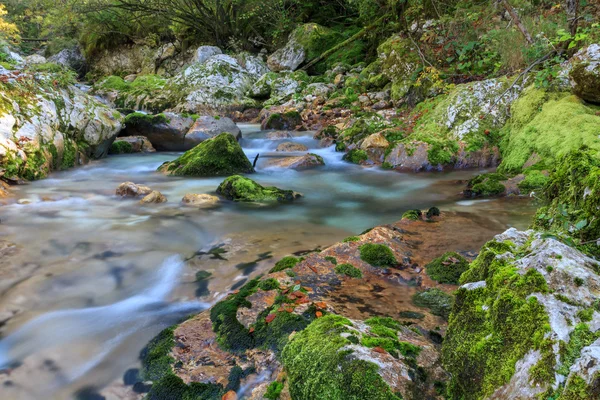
[570,44,600,103]
[267,154,325,170]
[140,191,167,204]
[265,131,294,140]
[360,132,389,150]
[181,194,220,208]
[236,290,278,328]
[116,182,153,198]
[159,133,254,177]
[111,136,156,154]
[276,142,308,152]
[121,112,194,151]
[184,116,242,149]
[261,111,303,130]
[216,175,301,202]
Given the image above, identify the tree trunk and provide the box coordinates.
[500,0,534,45]
[566,0,580,35]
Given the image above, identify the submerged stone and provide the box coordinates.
[158,133,254,177]
[216,175,301,202]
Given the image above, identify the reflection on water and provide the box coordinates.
[0,124,538,399]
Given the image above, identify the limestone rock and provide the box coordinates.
[48,47,86,73]
[193,46,222,64]
[140,191,167,204]
[181,193,220,208]
[121,112,194,151]
[276,142,308,152]
[570,44,600,103]
[261,111,303,130]
[360,132,389,150]
[111,136,156,154]
[116,182,153,198]
[24,54,47,65]
[184,116,242,149]
[216,175,301,202]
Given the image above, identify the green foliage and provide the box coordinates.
[140,326,176,381]
[270,256,301,273]
[335,263,363,278]
[518,170,549,193]
[160,134,254,177]
[426,252,469,285]
[343,149,368,164]
[533,149,600,258]
[359,243,396,267]
[324,256,338,265]
[281,315,402,400]
[343,236,361,243]
[124,112,168,126]
[557,323,600,376]
[265,381,284,400]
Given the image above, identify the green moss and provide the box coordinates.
[270,256,301,273]
[413,289,454,320]
[426,252,470,285]
[147,374,223,400]
[252,305,317,353]
[359,243,397,268]
[335,263,363,278]
[265,381,284,399]
[324,256,338,265]
[557,323,600,376]
[343,236,361,243]
[217,175,299,203]
[140,326,176,381]
[160,134,254,177]
[259,278,280,291]
[21,148,49,181]
[98,75,130,91]
[518,170,549,193]
[560,374,599,400]
[426,207,441,219]
[343,149,368,164]
[499,89,600,173]
[210,278,260,353]
[109,140,134,155]
[427,140,459,166]
[402,209,422,221]
[442,237,552,399]
[263,111,302,130]
[281,315,402,400]
[61,139,77,170]
[124,112,168,126]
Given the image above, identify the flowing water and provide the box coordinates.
[0,124,538,399]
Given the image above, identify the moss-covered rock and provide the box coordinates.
[261,110,303,130]
[425,252,469,284]
[109,140,134,155]
[499,87,600,173]
[216,175,301,203]
[413,288,454,320]
[343,149,368,165]
[281,315,403,400]
[464,173,507,197]
[159,133,254,177]
[335,263,363,278]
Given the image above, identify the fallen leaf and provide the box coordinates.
[265,314,277,323]
[316,311,323,318]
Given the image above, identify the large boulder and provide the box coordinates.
[0,70,123,181]
[173,54,265,113]
[377,35,422,102]
[110,136,155,154]
[184,116,242,149]
[443,228,600,400]
[569,44,600,103]
[120,112,194,151]
[261,111,303,130]
[216,175,301,202]
[158,133,254,176]
[48,46,87,74]
[249,71,309,101]
[267,23,336,72]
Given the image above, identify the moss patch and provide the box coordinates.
[359,243,397,268]
[270,256,301,273]
[160,134,254,177]
[109,140,134,155]
[335,263,363,278]
[465,173,507,197]
[426,252,470,284]
[413,288,454,320]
